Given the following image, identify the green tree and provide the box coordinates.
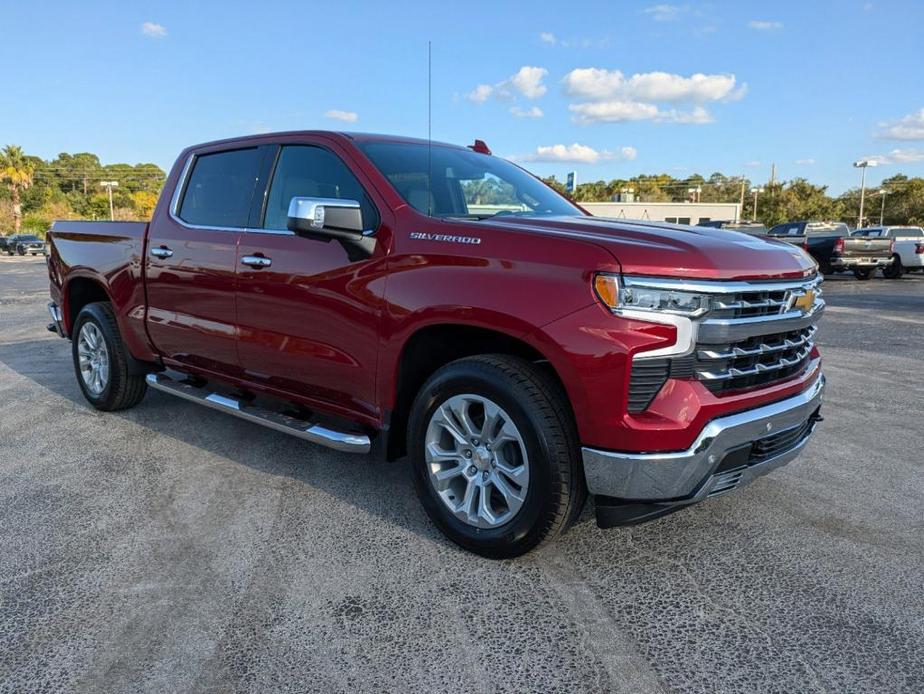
[1,145,36,232]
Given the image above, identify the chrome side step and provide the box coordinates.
[145,373,371,454]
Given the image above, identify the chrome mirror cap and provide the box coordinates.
[287,197,363,235]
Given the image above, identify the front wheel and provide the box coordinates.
[408,354,585,558]
[16,246,25,256]
[853,268,875,280]
[72,302,147,411]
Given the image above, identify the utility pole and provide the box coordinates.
[751,187,764,220]
[853,160,876,229]
[100,181,119,221]
[739,179,746,221]
[878,189,888,226]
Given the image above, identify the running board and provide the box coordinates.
[145,373,371,454]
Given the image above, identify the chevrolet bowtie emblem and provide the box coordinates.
[792,290,815,313]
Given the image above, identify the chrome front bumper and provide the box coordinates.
[583,373,825,505]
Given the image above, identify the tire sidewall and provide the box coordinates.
[72,305,117,408]
[408,361,559,554]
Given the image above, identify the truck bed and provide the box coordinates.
[47,220,151,359]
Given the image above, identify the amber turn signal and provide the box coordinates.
[594,274,619,309]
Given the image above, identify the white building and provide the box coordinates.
[582,201,742,225]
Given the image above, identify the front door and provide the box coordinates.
[235,142,386,421]
[145,146,265,376]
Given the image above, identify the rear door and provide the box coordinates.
[234,140,387,421]
[145,146,267,375]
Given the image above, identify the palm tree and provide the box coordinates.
[1,145,35,232]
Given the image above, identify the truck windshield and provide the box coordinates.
[358,142,582,219]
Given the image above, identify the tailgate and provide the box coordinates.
[841,237,892,258]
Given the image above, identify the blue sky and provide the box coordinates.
[3,0,923,193]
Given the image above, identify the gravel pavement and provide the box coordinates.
[1,255,921,693]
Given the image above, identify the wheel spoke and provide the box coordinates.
[496,458,528,484]
[478,482,497,524]
[455,398,480,438]
[459,478,478,521]
[482,402,505,443]
[491,470,525,503]
[435,406,469,446]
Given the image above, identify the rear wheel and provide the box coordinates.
[853,268,875,280]
[883,255,903,279]
[408,354,585,558]
[72,302,147,411]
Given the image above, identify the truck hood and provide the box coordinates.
[487,215,817,280]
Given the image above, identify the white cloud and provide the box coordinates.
[642,4,686,21]
[539,32,557,44]
[563,67,744,126]
[795,158,816,165]
[748,20,784,30]
[518,143,637,164]
[563,68,744,103]
[570,101,713,125]
[325,109,358,123]
[508,66,548,99]
[466,84,494,103]
[875,108,924,141]
[510,105,544,119]
[141,22,167,38]
[467,66,548,105]
[744,160,762,168]
[863,148,924,165]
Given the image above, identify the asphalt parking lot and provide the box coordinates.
[1,254,922,694]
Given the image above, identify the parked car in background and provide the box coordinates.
[0,235,12,255]
[851,226,924,279]
[767,221,893,279]
[6,234,46,256]
[698,220,769,235]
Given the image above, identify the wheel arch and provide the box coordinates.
[384,322,576,461]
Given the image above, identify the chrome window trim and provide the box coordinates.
[168,152,315,237]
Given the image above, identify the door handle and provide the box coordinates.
[241,255,272,268]
[150,246,174,259]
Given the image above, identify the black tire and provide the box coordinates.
[853,268,874,280]
[408,354,586,558]
[71,302,147,411]
[16,246,25,256]
[819,261,833,275]
[883,255,903,279]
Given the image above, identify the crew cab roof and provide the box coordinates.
[182,130,468,153]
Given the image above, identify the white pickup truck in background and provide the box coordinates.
[852,226,924,278]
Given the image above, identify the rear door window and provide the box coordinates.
[178,148,263,228]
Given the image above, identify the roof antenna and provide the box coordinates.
[427,41,433,217]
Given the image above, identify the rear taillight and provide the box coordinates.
[915,242,924,255]
[833,238,845,254]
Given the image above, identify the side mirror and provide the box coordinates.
[287,197,364,236]
[286,196,375,261]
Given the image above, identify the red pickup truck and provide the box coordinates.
[45,131,825,557]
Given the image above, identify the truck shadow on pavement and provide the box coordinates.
[0,336,598,554]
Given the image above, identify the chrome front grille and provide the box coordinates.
[695,325,816,393]
[626,275,824,410]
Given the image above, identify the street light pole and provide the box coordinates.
[750,187,764,220]
[99,181,119,221]
[853,160,877,229]
[878,189,888,226]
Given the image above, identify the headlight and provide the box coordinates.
[594,274,711,317]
